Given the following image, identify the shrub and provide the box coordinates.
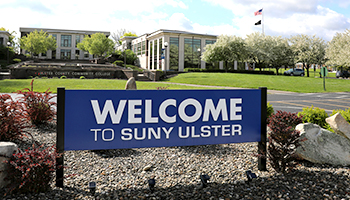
[13,58,21,63]
[17,79,56,126]
[0,94,28,141]
[267,111,303,173]
[27,76,33,79]
[267,102,274,119]
[60,75,67,79]
[113,60,124,66]
[332,108,350,123]
[5,144,60,195]
[297,105,329,129]
[79,76,85,79]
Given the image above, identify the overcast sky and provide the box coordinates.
[1,0,349,41]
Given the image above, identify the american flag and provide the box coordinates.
[254,9,263,16]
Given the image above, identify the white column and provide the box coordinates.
[245,62,248,70]
[219,61,223,69]
[234,61,237,70]
[151,40,155,70]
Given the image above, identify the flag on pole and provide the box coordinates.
[254,9,263,16]
[255,20,261,25]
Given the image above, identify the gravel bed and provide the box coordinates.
[1,122,350,199]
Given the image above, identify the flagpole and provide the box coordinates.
[262,8,264,35]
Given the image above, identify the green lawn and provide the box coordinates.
[0,72,348,93]
[164,72,349,93]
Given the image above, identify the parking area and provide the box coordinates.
[268,92,350,114]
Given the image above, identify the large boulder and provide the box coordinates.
[326,112,350,140]
[0,142,18,188]
[125,77,137,90]
[295,123,350,166]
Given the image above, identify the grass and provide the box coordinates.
[164,72,350,93]
[0,79,204,93]
[0,72,347,93]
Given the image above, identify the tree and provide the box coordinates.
[110,29,137,47]
[289,34,327,77]
[77,33,114,58]
[201,35,248,71]
[265,35,294,75]
[19,30,56,57]
[245,32,270,71]
[326,29,350,70]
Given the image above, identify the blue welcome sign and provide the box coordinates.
[56,88,267,187]
[63,89,261,150]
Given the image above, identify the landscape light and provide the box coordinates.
[148,178,156,192]
[245,170,257,182]
[88,181,96,195]
[200,174,210,188]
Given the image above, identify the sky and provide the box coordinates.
[1,0,350,42]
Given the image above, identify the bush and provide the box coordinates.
[267,111,303,173]
[297,105,329,129]
[13,58,21,63]
[113,60,124,66]
[267,102,274,119]
[156,86,169,90]
[5,144,60,194]
[17,79,56,126]
[0,94,28,141]
[60,75,67,79]
[183,68,275,75]
[80,76,85,79]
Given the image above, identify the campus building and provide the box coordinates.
[119,29,222,71]
[0,31,11,46]
[19,27,110,60]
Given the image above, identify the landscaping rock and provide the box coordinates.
[125,77,137,90]
[0,142,18,188]
[295,123,350,166]
[326,112,350,140]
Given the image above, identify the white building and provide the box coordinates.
[19,27,110,60]
[119,29,222,71]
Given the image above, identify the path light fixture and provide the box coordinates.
[200,174,210,188]
[88,181,96,195]
[148,178,156,192]
[245,170,257,182]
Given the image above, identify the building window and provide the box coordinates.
[60,49,71,59]
[205,40,216,45]
[184,38,201,68]
[137,42,141,55]
[61,35,72,47]
[169,37,179,71]
[52,34,57,41]
[142,41,145,55]
[52,50,56,59]
[0,37,3,46]
[158,38,162,62]
[76,35,80,47]
[84,51,89,58]
[41,52,47,57]
[75,50,80,59]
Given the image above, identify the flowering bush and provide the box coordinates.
[0,94,28,141]
[267,110,303,173]
[5,144,60,194]
[17,79,56,126]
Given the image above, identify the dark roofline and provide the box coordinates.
[146,29,217,38]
